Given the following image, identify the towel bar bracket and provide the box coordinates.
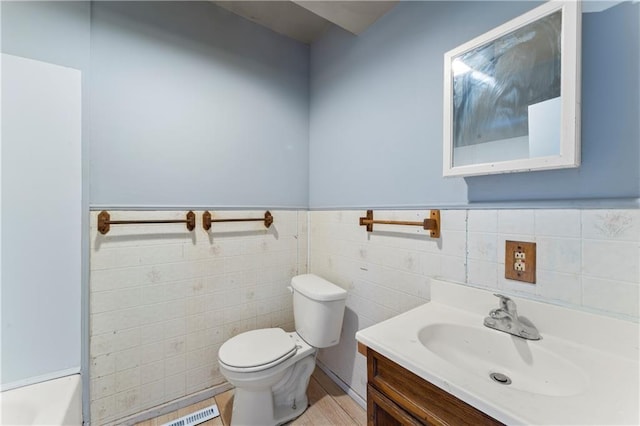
[202,210,273,231]
[359,209,440,238]
[97,210,195,235]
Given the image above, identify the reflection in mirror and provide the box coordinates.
[452,10,562,167]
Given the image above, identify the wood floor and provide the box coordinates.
[135,368,366,426]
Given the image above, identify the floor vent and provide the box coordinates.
[160,404,220,426]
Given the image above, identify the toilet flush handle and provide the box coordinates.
[287,286,293,294]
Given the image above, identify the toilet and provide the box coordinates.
[218,274,347,426]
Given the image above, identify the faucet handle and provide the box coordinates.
[493,294,517,313]
[493,293,511,303]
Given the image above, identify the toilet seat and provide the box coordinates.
[218,328,297,373]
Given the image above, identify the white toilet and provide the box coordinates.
[218,274,347,426]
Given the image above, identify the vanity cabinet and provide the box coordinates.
[363,345,502,426]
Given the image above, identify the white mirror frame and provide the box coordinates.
[443,1,581,177]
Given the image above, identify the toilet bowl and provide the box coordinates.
[219,329,315,425]
[217,274,347,426]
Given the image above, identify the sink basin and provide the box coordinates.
[418,323,588,396]
[356,279,640,425]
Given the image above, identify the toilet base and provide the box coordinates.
[273,393,308,425]
[230,355,316,426]
[232,391,309,426]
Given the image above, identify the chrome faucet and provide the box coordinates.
[484,294,541,340]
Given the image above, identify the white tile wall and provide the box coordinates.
[89,210,304,424]
[89,208,639,423]
[308,209,640,400]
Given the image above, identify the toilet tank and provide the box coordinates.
[291,274,347,348]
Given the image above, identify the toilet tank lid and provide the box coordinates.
[291,274,347,302]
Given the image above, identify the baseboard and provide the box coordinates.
[110,382,233,426]
[315,361,366,409]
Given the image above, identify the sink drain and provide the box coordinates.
[489,372,512,385]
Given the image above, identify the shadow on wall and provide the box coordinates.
[372,230,443,251]
[94,231,196,250]
[465,2,640,203]
[318,306,360,393]
[89,1,310,208]
[93,1,308,80]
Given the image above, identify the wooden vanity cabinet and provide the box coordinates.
[363,345,503,426]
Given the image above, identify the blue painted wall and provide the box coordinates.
[3,2,310,208]
[309,1,640,208]
[1,1,90,70]
[90,2,310,208]
[4,1,638,210]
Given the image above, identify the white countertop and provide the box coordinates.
[356,279,639,425]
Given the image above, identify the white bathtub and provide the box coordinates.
[0,374,82,425]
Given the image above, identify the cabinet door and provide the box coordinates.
[368,349,501,426]
[368,385,423,426]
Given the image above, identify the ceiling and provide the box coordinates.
[213,1,398,44]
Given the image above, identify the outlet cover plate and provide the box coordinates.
[505,240,536,283]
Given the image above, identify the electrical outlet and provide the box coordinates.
[514,249,526,271]
[505,240,536,283]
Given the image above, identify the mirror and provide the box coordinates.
[443,1,581,177]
